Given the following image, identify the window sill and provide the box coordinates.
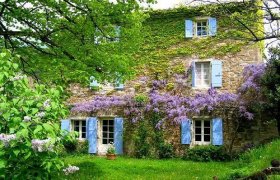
[192,86,211,90]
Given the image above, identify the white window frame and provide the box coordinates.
[195,61,211,88]
[193,119,211,145]
[72,120,87,139]
[195,20,209,37]
[101,119,114,145]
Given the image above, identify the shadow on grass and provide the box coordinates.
[54,161,103,180]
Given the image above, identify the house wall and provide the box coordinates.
[66,3,279,156]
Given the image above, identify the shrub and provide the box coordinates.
[0,50,68,179]
[62,132,78,154]
[158,143,174,159]
[183,145,231,162]
[76,140,89,154]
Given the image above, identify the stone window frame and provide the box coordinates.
[191,117,212,146]
[71,119,87,140]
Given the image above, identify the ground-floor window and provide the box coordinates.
[72,120,86,139]
[194,120,211,145]
[102,119,114,144]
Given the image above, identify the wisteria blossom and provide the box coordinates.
[31,138,54,152]
[63,165,80,175]
[0,133,16,147]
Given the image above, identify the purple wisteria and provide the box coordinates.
[71,64,266,127]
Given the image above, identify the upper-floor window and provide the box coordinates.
[192,60,222,88]
[185,17,217,38]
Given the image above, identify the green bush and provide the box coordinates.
[183,145,231,162]
[62,132,78,154]
[76,140,89,154]
[158,143,174,159]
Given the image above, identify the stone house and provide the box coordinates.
[61,3,279,156]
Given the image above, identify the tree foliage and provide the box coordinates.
[0,50,68,178]
[0,0,153,85]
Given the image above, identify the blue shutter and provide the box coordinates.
[90,76,99,89]
[114,117,123,154]
[191,61,196,87]
[115,26,121,42]
[115,78,124,90]
[208,17,217,36]
[212,118,223,145]
[87,117,98,154]
[181,119,191,144]
[185,20,193,38]
[61,119,71,133]
[211,60,222,88]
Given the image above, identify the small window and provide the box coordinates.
[196,20,208,37]
[72,120,86,139]
[194,120,211,145]
[195,62,211,87]
[102,120,114,144]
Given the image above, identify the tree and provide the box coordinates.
[0,0,154,85]
[261,45,280,135]
[188,0,280,43]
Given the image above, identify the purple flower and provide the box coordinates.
[0,133,16,147]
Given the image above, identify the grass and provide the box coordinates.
[57,139,280,180]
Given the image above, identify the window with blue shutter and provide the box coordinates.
[61,119,71,134]
[181,119,191,144]
[211,60,222,88]
[185,20,193,38]
[191,61,196,87]
[212,118,223,145]
[208,17,217,36]
[114,117,123,154]
[87,117,98,154]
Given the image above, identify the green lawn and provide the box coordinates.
[57,140,280,180]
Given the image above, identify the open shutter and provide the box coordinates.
[115,78,124,90]
[191,61,196,87]
[212,118,223,145]
[115,26,121,42]
[211,60,222,88]
[181,119,191,144]
[61,119,71,133]
[87,117,98,154]
[208,17,217,36]
[185,20,193,38]
[114,117,123,154]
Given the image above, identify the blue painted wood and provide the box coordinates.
[191,61,196,87]
[212,118,223,145]
[61,119,71,132]
[208,17,217,36]
[87,117,98,154]
[181,119,191,144]
[211,60,222,88]
[114,117,123,154]
[115,78,124,90]
[185,20,193,38]
[89,76,99,89]
[115,26,121,42]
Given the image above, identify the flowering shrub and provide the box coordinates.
[0,50,69,179]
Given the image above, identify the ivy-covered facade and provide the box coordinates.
[62,2,278,157]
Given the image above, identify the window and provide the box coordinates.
[185,17,217,38]
[192,60,222,88]
[102,120,114,144]
[194,120,211,145]
[72,120,86,139]
[196,20,208,37]
[195,62,211,87]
